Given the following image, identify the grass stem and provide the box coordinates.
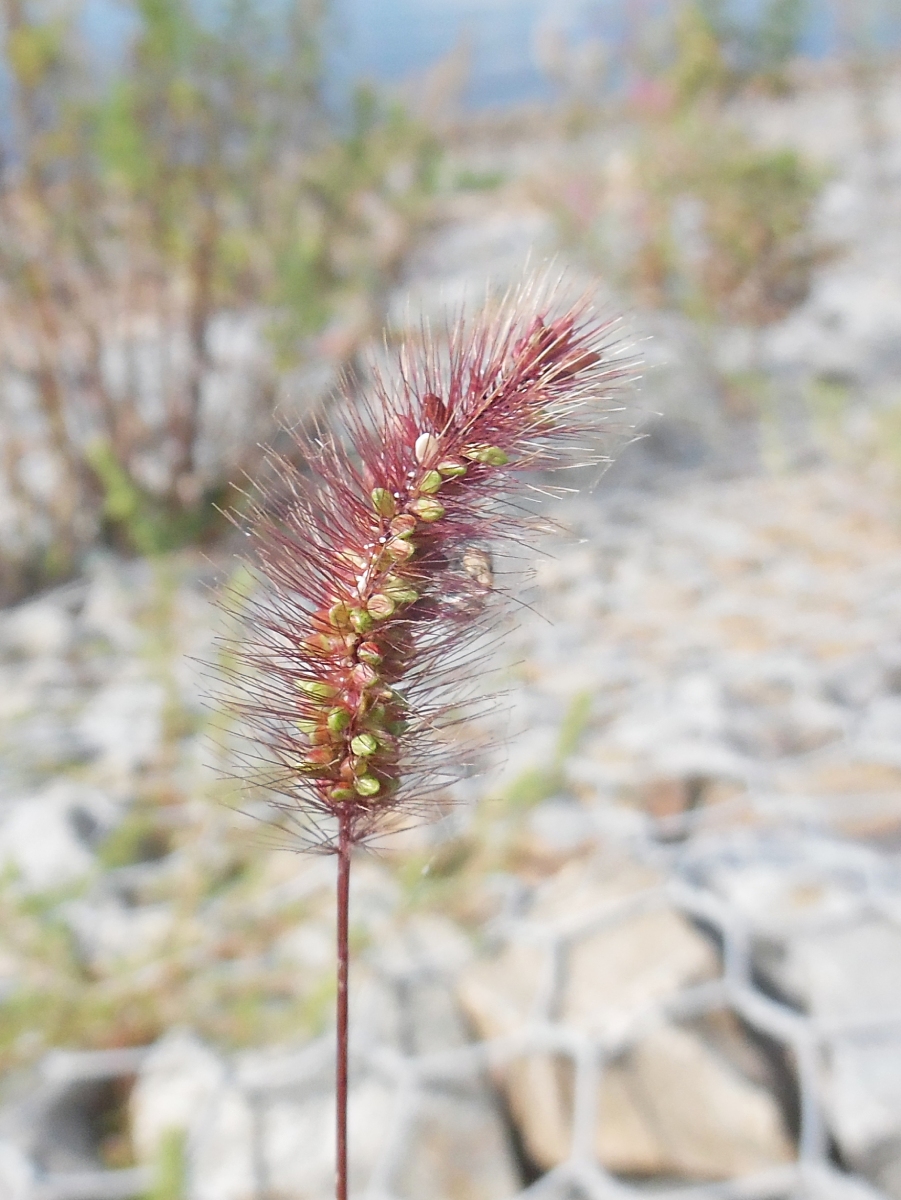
[336,811,351,1200]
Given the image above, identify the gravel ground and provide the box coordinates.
[2,67,901,1200]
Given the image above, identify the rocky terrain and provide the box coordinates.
[1,67,901,1200]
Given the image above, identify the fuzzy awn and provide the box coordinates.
[226,279,634,1200]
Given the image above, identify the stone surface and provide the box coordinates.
[0,1141,34,1200]
[459,858,792,1177]
[597,1023,794,1178]
[394,1083,521,1200]
[130,971,521,1200]
[760,918,901,1186]
[130,1032,228,1162]
[76,677,166,776]
[0,782,117,891]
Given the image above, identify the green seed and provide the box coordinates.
[327,708,351,734]
[355,775,381,797]
[371,488,396,518]
[461,444,509,466]
[384,573,419,600]
[330,786,356,802]
[358,641,382,665]
[385,538,415,562]
[329,602,352,629]
[418,470,443,494]
[349,608,374,634]
[366,594,396,620]
[437,458,467,477]
[408,497,445,523]
[350,733,378,756]
[297,680,338,700]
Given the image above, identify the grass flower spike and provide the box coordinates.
[226,278,634,1200]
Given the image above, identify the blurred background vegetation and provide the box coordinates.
[1,0,899,601]
[0,0,440,596]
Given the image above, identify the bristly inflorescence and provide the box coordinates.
[225,280,635,852]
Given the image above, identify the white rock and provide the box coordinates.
[771,920,901,1022]
[828,1032,901,1161]
[0,782,115,891]
[763,257,901,383]
[462,860,718,1038]
[78,565,141,653]
[0,1140,34,1200]
[130,1032,228,1162]
[762,919,901,1174]
[1,599,72,658]
[858,697,901,761]
[62,898,175,968]
[374,913,475,980]
[273,921,333,971]
[77,677,165,773]
[394,1083,521,1200]
[262,1078,393,1200]
[527,799,596,853]
[131,999,516,1200]
[191,1083,257,1200]
[252,1054,519,1200]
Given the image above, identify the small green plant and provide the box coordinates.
[454,167,505,191]
[689,137,823,323]
[539,2,824,327]
[97,808,172,870]
[696,0,808,93]
[0,0,447,601]
[669,2,733,107]
[495,691,593,813]
[551,111,823,324]
[870,397,901,476]
[86,442,216,557]
[271,85,442,359]
[804,375,852,457]
[147,1130,187,1200]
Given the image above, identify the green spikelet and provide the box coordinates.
[354,775,381,796]
[407,497,445,522]
[461,444,509,466]
[371,488,397,517]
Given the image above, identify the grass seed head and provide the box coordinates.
[222,276,636,852]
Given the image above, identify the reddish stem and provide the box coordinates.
[336,811,351,1200]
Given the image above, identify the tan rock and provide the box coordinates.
[395,1083,521,1200]
[598,1024,794,1177]
[562,903,718,1041]
[460,859,718,1043]
[458,859,794,1178]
